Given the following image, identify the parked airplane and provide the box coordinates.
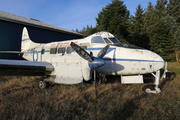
[0,27,167,95]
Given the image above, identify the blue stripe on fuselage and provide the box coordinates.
[24,48,163,63]
[103,58,163,62]
[87,48,115,55]
[24,50,49,54]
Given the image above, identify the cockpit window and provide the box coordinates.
[91,36,105,44]
[104,38,112,44]
[109,37,120,44]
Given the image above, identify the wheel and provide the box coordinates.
[142,85,155,92]
[39,80,48,89]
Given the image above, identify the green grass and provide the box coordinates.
[0,62,180,119]
[167,62,180,76]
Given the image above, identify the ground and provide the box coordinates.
[0,62,179,120]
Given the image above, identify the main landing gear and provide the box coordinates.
[38,79,49,89]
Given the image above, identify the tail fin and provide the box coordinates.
[21,27,39,52]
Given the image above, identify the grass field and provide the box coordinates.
[0,62,180,120]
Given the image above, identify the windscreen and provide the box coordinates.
[108,37,120,44]
[91,36,105,44]
[103,38,112,44]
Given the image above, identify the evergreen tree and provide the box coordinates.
[143,2,155,49]
[75,28,79,33]
[164,15,180,61]
[144,1,155,32]
[150,15,178,61]
[85,25,98,36]
[154,0,167,19]
[96,0,130,43]
[73,25,98,36]
[128,4,150,49]
[146,0,177,61]
[167,0,180,25]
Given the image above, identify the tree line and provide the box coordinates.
[72,0,180,62]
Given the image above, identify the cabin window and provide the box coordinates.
[58,47,65,54]
[41,49,45,54]
[81,46,87,50]
[104,38,112,44]
[108,37,120,44]
[50,48,57,54]
[67,47,74,54]
[91,36,105,44]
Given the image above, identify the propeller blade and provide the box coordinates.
[94,69,97,97]
[97,45,110,58]
[70,42,94,62]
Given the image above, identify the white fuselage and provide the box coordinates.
[22,32,164,84]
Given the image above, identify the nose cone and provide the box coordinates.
[153,52,164,71]
[154,53,164,62]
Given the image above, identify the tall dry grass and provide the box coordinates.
[0,62,180,120]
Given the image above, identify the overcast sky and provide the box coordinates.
[0,0,157,31]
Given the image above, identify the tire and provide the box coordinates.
[142,85,155,92]
[39,80,48,89]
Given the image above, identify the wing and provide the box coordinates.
[0,51,24,54]
[0,59,54,76]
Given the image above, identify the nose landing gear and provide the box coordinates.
[142,85,161,94]
[142,62,167,94]
[143,70,162,94]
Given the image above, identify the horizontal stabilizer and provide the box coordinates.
[0,51,24,54]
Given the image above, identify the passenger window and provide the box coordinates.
[91,36,105,44]
[50,48,57,54]
[81,46,87,50]
[41,49,45,54]
[58,47,65,54]
[67,47,72,54]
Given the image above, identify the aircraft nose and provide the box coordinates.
[153,52,164,70]
[154,53,164,62]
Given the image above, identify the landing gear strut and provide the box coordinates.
[143,70,161,94]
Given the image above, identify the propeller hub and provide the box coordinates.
[88,57,104,69]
